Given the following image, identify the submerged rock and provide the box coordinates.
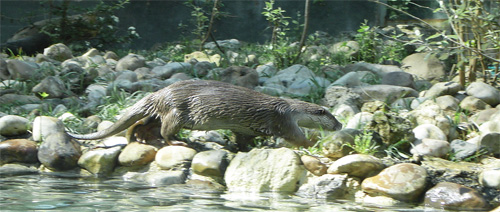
[225,148,306,192]
[297,174,348,199]
[424,182,489,210]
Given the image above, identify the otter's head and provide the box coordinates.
[287,100,343,131]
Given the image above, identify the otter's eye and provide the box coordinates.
[315,109,326,115]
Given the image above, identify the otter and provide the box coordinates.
[68,80,342,150]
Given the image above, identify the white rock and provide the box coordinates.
[466,82,500,106]
[0,115,31,136]
[155,146,197,170]
[410,138,450,158]
[32,116,66,142]
[413,124,447,141]
[346,112,373,129]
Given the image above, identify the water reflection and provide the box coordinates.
[0,175,425,211]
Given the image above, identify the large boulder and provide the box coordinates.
[224,148,306,192]
[0,139,38,164]
[37,132,81,171]
[401,53,445,81]
[466,82,500,107]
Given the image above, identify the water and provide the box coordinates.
[0,174,425,211]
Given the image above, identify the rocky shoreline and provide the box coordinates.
[1,41,499,211]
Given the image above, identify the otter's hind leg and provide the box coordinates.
[160,109,188,146]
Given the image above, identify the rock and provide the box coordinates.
[100,136,128,147]
[103,51,119,60]
[346,112,373,129]
[151,62,192,79]
[423,81,462,98]
[32,76,71,98]
[410,138,450,158]
[77,146,122,175]
[424,182,488,210]
[408,100,452,136]
[322,129,362,159]
[365,111,414,146]
[85,84,107,106]
[412,124,447,141]
[381,71,415,88]
[479,133,500,156]
[225,148,306,192]
[43,43,73,61]
[401,53,445,81]
[331,72,364,88]
[5,59,38,80]
[264,65,330,97]
[0,139,38,164]
[215,66,259,89]
[144,169,187,186]
[332,103,360,119]
[327,154,385,178]
[0,163,39,176]
[118,142,157,167]
[155,146,197,170]
[470,108,499,125]
[37,132,81,171]
[479,166,500,189]
[329,40,359,57]
[115,70,138,82]
[361,163,428,202]
[192,61,214,77]
[115,54,145,71]
[435,95,460,111]
[460,96,491,112]
[184,51,221,66]
[191,150,229,178]
[254,86,284,96]
[324,86,362,108]
[420,157,482,188]
[0,58,8,80]
[204,39,241,51]
[256,63,277,78]
[352,84,418,104]
[450,139,479,160]
[480,121,500,134]
[301,155,327,176]
[466,82,500,106]
[296,174,348,199]
[0,115,31,136]
[32,116,66,142]
[342,62,402,77]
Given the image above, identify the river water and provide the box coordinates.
[0,174,427,211]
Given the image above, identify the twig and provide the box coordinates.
[293,0,310,63]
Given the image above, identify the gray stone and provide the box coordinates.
[470,108,499,125]
[466,81,500,106]
[189,130,227,145]
[321,129,361,159]
[256,63,277,78]
[43,43,73,61]
[0,58,8,80]
[330,40,359,57]
[342,62,402,77]
[450,139,478,160]
[296,174,348,199]
[32,116,66,142]
[408,100,452,136]
[381,71,415,88]
[352,84,418,104]
[32,76,71,98]
[103,51,119,60]
[155,146,197,170]
[145,170,187,186]
[37,132,81,171]
[78,146,122,175]
[115,54,146,71]
[118,142,157,167]
[410,138,450,158]
[346,112,373,129]
[0,163,39,176]
[327,154,385,178]
[324,86,362,108]
[0,115,31,136]
[204,39,241,51]
[362,163,428,202]
[423,81,462,98]
[401,53,445,81]
[424,182,488,211]
[215,66,259,89]
[225,148,306,192]
[331,72,364,88]
[191,150,228,178]
[479,120,500,134]
[435,95,460,111]
[412,124,447,141]
[479,133,500,156]
[460,96,491,112]
[192,61,214,78]
[286,77,331,97]
[151,62,191,79]
[5,59,38,80]
[0,139,38,164]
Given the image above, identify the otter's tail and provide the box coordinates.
[68,111,147,140]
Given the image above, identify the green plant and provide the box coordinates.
[39,0,139,52]
[344,130,380,155]
[384,139,411,159]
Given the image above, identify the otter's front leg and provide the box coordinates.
[160,109,188,146]
[281,124,315,147]
[234,133,256,152]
